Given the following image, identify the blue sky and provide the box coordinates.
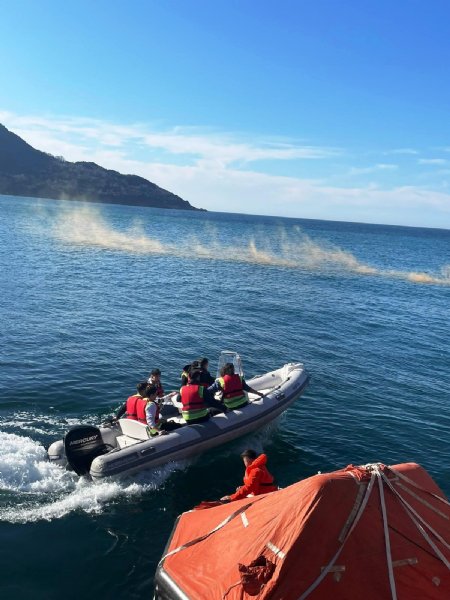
[1,0,450,227]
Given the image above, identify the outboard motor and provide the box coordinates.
[64,425,111,476]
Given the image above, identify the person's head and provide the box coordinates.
[190,360,201,371]
[149,368,161,382]
[200,357,209,369]
[240,448,257,467]
[144,384,158,401]
[189,369,202,384]
[222,362,235,376]
[137,381,148,396]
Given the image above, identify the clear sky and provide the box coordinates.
[1,0,450,227]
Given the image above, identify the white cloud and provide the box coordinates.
[418,158,448,165]
[348,163,398,175]
[0,110,337,167]
[384,148,419,155]
[1,109,450,228]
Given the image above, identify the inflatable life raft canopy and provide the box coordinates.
[155,462,450,600]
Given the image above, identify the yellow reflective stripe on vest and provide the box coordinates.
[182,407,209,420]
[223,394,247,409]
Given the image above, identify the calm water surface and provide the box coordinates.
[0,195,449,599]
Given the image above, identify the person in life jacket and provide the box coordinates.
[144,385,182,434]
[220,449,277,502]
[180,369,224,424]
[115,381,148,420]
[208,362,264,410]
[147,368,165,398]
[143,385,167,436]
[180,363,192,387]
[147,367,178,408]
[181,358,214,387]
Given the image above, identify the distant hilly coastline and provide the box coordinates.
[0,124,203,211]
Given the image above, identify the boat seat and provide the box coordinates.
[118,419,151,440]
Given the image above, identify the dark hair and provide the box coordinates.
[145,384,158,398]
[240,449,257,459]
[183,363,191,373]
[189,369,202,384]
[200,357,209,368]
[222,362,235,376]
[150,368,161,376]
[137,381,148,395]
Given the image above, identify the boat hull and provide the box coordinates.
[48,363,309,481]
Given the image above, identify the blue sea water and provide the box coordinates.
[0,194,449,599]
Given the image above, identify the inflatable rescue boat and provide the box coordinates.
[47,352,309,481]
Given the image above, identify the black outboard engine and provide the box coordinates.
[64,425,110,476]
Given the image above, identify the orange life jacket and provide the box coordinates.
[230,454,277,501]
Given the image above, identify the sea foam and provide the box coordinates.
[0,430,184,524]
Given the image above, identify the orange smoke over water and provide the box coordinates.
[51,205,450,286]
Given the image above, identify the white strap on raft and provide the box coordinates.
[298,470,377,599]
[395,482,449,520]
[299,462,444,600]
[390,467,450,507]
[380,470,450,565]
[377,467,397,600]
[158,498,263,567]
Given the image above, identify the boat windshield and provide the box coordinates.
[216,351,244,378]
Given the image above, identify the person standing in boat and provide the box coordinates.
[207,362,263,410]
[220,449,277,502]
[115,381,148,420]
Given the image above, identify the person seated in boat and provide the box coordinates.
[198,357,215,386]
[180,363,192,387]
[143,385,168,436]
[147,367,178,405]
[115,381,148,420]
[147,368,165,398]
[180,358,214,387]
[207,362,263,410]
[180,369,225,424]
[144,384,183,434]
[220,449,277,502]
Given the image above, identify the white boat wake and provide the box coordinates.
[0,430,185,524]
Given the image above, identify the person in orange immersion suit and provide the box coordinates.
[220,449,278,502]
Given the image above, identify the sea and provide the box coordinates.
[0,194,449,599]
